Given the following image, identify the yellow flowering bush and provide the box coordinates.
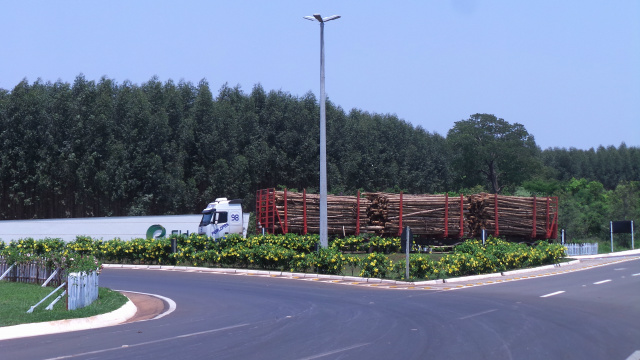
[342,254,362,276]
[67,236,102,255]
[289,252,313,273]
[436,237,567,277]
[395,255,438,280]
[246,244,296,270]
[309,247,345,275]
[359,252,394,278]
[99,238,130,263]
[0,238,102,275]
[330,236,366,252]
[367,236,401,254]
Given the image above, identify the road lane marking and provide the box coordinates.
[116,290,177,320]
[296,343,371,360]
[459,309,498,320]
[632,273,640,277]
[626,350,640,360]
[593,279,612,285]
[540,291,565,298]
[44,323,250,360]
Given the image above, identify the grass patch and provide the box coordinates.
[338,252,446,278]
[0,281,128,327]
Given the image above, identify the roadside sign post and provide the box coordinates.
[610,220,634,252]
[401,226,413,280]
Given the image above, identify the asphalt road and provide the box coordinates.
[1,257,639,360]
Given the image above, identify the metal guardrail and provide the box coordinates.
[564,243,599,256]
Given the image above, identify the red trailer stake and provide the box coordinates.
[398,192,403,236]
[494,194,499,236]
[460,194,464,238]
[303,188,307,235]
[283,188,288,234]
[356,190,360,236]
[443,193,449,238]
[531,195,537,238]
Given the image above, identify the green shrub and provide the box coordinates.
[359,252,394,278]
[310,247,345,275]
[395,255,439,280]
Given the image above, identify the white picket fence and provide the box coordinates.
[67,271,99,310]
[564,243,599,256]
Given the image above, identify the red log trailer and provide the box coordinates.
[255,188,558,243]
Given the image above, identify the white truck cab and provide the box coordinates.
[198,198,250,239]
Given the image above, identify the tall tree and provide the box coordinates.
[541,143,640,190]
[447,113,540,194]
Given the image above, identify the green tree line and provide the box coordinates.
[0,76,638,242]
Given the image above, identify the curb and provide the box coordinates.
[0,298,137,341]
[443,272,503,283]
[501,259,581,276]
[102,254,637,286]
[569,248,640,259]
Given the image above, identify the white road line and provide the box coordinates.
[116,290,177,320]
[626,350,640,360]
[44,323,250,360]
[632,273,640,277]
[540,291,565,298]
[296,343,371,360]
[459,309,498,320]
[593,279,612,285]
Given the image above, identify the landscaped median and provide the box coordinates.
[1,234,567,282]
[0,283,131,340]
[103,258,581,286]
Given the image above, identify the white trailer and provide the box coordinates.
[0,214,201,243]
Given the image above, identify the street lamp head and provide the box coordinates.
[303,14,341,23]
[322,15,341,22]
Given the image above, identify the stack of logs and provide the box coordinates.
[267,190,556,239]
[364,192,468,237]
[467,193,553,238]
[274,191,371,235]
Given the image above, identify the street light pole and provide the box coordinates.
[304,13,340,248]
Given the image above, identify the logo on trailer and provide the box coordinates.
[146,224,166,239]
[212,223,230,235]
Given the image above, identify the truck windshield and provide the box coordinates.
[200,211,214,227]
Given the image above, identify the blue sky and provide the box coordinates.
[1,1,638,150]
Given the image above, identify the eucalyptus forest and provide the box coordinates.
[0,76,638,241]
